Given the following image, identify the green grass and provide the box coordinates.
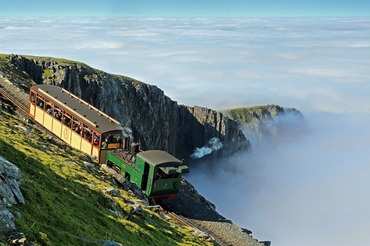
[222,105,281,125]
[0,110,212,246]
[0,54,146,88]
[42,69,53,78]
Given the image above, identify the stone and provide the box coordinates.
[97,241,123,246]
[0,209,16,233]
[83,161,98,171]
[260,241,271,246]
[0,156,25,205]
[106,208,120,217]
[103,187,122,198]
[241,227,253,235]
[0,156,22,180]
[101,165,149,206]
[190,227,211,239]
[158,213,171,220]
[9,210,21,219]
[146,205,161,212]
[145,219,154,225]
[14,125,32,133]
[131,204,143,215]
[6,232,29,246]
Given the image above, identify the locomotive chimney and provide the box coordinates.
[130,142,140,154]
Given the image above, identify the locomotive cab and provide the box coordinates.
[106,149,189,201]
[137,150,189,200]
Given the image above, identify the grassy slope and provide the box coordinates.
[221,105,278,125]
[0,109,211,246]
[0,54,145,88]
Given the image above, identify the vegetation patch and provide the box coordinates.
[0,109,212,246]
[42,69,53,78]
[222,105,282,125]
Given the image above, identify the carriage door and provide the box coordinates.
[92,132,101,160]
[29,91,36,117]
[141,162,150,192]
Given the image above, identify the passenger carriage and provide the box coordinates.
[29,84,189,200]
[29,84,125,163]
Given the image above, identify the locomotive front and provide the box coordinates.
[136,150,189,201]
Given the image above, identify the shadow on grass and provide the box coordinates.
[0,138,200,246]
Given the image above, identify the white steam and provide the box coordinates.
[190,137,223,159]
[187,112,370,246]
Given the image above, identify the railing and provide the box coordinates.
[0,87,29,115]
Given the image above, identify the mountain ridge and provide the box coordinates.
[222,105,305,141]
[0,54,250,161]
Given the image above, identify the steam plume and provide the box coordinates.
[190,137,223,159]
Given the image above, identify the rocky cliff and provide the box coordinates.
[222,105,305,143]
[1,54,249,160]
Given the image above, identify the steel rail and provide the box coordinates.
[161,206,230,246]
[0,87,29,115]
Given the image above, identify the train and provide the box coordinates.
[28,84,188,200]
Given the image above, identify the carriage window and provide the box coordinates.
[30,92,36,104]
[156,168,179,180]
[62,112,72,128]
[72,119,82,135]
[53,107,62,121]
[93,133,100,146]
[110,134,122,144]
[36,95,44,109]
[45,100,53,115]
[101,133,122,149]
[83,124,92,143]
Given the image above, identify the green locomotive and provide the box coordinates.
[106,144,189,201]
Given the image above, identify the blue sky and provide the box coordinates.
[0,0,370,17]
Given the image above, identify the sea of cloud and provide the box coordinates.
[1,17,370,113]
[187,112,370,246]
[1,17,370,245]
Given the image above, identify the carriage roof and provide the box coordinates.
[31,84,123,134]
[138,150,182,166]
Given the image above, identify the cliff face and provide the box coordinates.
[222,105,305,143]
[3,55,249,159]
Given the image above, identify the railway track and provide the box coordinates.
[170,212,230,246]
[160,204,230,246]
[0,86,29,116]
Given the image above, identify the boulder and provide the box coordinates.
[103,187,122,198]
[6,232,30,246]
[0,156,25,234]
[0,208,16,233]
[0,156,25,205]
[97,241,123,246]
[101,164,149,206]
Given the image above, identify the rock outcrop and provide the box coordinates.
[222,105,305,142]
[0,156,25,233]
[0,156,25,205]
[2,55,249,160]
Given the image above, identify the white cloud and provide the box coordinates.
[74,41,124,50]
[188,113,370,246]
[346,41,370,47]
[1,17,370,113]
